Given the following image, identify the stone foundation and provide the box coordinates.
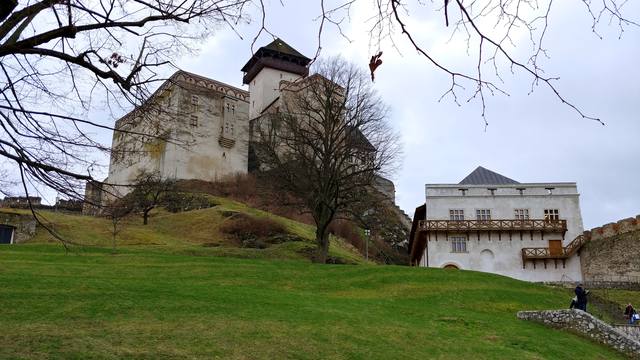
[0,210,37,243]
[614,324,640,342]
[517,309,640,358]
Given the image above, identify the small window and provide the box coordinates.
[458,188,468,196]
[191,95,199,107]
[231,104,235,114]
[488,188,497,196]
[449,209,464,221]
[190,114,198,127]
[544,209,560,221]
[514,209,529,220]
[451,236,468,253]
[516,188,525,196]
[546,187,555,195]
[476,209,491,221]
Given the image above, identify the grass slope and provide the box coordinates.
[5,196,362,263]
[0,245,622,359]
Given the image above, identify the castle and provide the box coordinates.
[86,39,400,209]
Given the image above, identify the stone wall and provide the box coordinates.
[517,309,640,358]
[615,325,640,342]
[0,210,37,243]
[580,215,640,283]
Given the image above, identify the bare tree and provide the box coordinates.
[130,170,176,225]
[103,197,133,252]
[0,0,249,203]
[252,57,401,263]
[2,0,636,204]
[363,0,639,126]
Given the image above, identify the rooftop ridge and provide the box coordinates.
[459,166,520,185]
[172,70,249,98]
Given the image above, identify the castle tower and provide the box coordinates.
[241,38,310,119]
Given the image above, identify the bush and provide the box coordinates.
[163,192,216,213]
[219,213,289,248]
[329,220,363,249]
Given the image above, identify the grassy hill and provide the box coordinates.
[6,196,364,264]
[0,202,627,358]
[0,244,623,359]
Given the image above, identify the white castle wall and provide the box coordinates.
[248,67,301,118]
[104,72,249,198]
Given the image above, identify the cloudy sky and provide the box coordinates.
[168,0,639,229]
[7,0,638,230]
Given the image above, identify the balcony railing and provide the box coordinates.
[418,219,567,233]
[218,135,236,148]
[521,234,586,262]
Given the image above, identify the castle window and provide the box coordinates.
[514,209,529,220]
[450,236,468,253]
[190,114,198,127]
[191,95,199,112]
[544,209,559,221]
[449,209,464,221]
[231,104,235,114]
[476,209,491,221]
[224,120,235,136]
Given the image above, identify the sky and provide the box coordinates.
[172,0,640,229]
[5,0,639,230]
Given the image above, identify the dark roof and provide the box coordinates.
[262,38,309,59]
[346,126,375,152]
[241,38,310,74]
[408,204,426,263]
[459,166,519,185]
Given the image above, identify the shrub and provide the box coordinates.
[219,213,288,248]
[163,192,216,213]
[329,220,363,249]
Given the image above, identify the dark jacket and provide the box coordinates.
[625,305,636,317]
[575,286,588,304]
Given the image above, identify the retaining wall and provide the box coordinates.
[614,324,640,342]
[517,309,640,358]
[0,210,36,243]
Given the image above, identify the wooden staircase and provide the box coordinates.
[521,234,587,268]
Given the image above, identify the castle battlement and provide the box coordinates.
[583,215,640,242]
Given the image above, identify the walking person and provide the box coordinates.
[624,303,637,324]
[574,283,589,312]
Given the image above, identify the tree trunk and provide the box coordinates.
[143,208,150,225]
[112,222,117,254]
[314,219,331,263]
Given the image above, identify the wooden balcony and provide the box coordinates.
[218,135,236,148]
[521,234,587,268]
[418,219,567,233]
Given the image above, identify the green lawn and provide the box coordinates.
[3,196,364,264]
[0,245,622,359]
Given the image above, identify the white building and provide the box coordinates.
[409,166,586,282]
